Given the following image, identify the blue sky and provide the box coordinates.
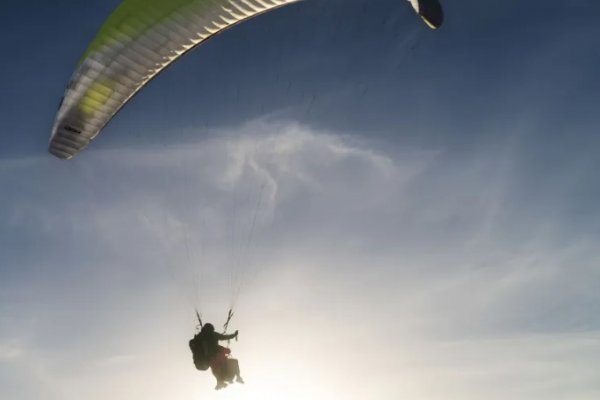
[1,1,600,399]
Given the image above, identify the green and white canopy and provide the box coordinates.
[49,0,301,159]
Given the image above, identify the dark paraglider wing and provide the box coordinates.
[408,0,444,29]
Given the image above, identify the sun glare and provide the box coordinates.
[202,360,337,400]
[215,379,330,400]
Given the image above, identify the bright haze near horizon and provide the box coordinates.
[1,1,600,399]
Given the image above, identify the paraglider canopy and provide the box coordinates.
[408,0,444,29]
[48,0,303,160]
